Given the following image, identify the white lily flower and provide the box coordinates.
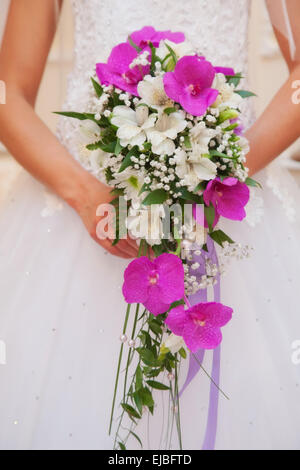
[127,203,165,246]
[111,105,156,147]
[112,168,145,203]
[174,148,217,191]
[146,112,187,156]
[164,333,185,354]
[156,39,195,61]
[212,73,242,109]
[137,75,173,111]
[79,119,101,144]
[189,122,217,156]
[77,120,110,180]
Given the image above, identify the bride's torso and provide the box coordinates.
[58,0,255,159]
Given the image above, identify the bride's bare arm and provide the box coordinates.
[0,0,137,259]
[246,0,300,175]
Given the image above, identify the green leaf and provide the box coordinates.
[218,109,239,124]
[138,182,149,196]
[148,42,158,73]
[209,149,231,159]
[119,442,126,450]
[119,146,139,173]
[100,141,117,153]
[91,77,103,98]
[139,330,152,349]
[121,403,141,419]
[210,229,234,247]
[169,299,185,310]
[235,90,256,99]
[110,188,125,196]
[137,348,157,366]
[142,189,168,206]
[146,380,170,391]
[145,368,161,378]
[179,347,187,359]
[54,111,94,121]
[86,139,118,153]
[149,321,162,336]
[178,187,203,204]
[135,365,143,391]
[194,181,207,193]
[86,141,102,151]
[128,36,142,53]
[245,177,262,189]
[152,244,164,257]
[139,387,154,407]
[204,203,215,231]
[114,138,123,156]
[226,72,243,87]
[164,107,177,115]
[223,123,239,132]
[133,391,143,415]
[165,43,177,67]
[129,431,143,448]
[184,135,192,149]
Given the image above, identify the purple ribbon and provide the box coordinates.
[180,237,221,450]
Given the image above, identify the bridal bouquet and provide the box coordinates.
[57,26,258,450]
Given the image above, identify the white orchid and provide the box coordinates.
[174,148,217,191]
[212,73,242,109]
[146,112,187,156]
[189,121,217,155]
[156,39,195,61]
[137,75,173,111]
[111,105,156,148]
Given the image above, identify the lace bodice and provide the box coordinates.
[57,0,255,161]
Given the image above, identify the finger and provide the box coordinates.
[126,236,139,250]
[109,239,136,259]
[118,240,138,258]
[123,238,139,256]
[98,239,132,259]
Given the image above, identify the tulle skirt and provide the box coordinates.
[0,166,299,450]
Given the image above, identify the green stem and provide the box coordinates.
[123,303,140,400]
[192,353,230,400]
[109,303,131,435]
[113,314,149,449]
[174,357,183,450]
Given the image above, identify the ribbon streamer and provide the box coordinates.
[180,237,221,450]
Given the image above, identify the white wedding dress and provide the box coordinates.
[0,0,300,451]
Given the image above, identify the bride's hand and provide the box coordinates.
[70,171,139,259]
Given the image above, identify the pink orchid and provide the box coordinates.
[197,56,235,77]
[165,302,233,351]
[203,177,250,222]
[214,66,235,76]
[129,26,185,50]
[122,254,185,316]
[163,56,219,116]
[96,43,149,96]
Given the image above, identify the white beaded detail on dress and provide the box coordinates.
[57,0,255,163]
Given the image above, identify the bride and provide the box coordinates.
[0,0,299,450]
